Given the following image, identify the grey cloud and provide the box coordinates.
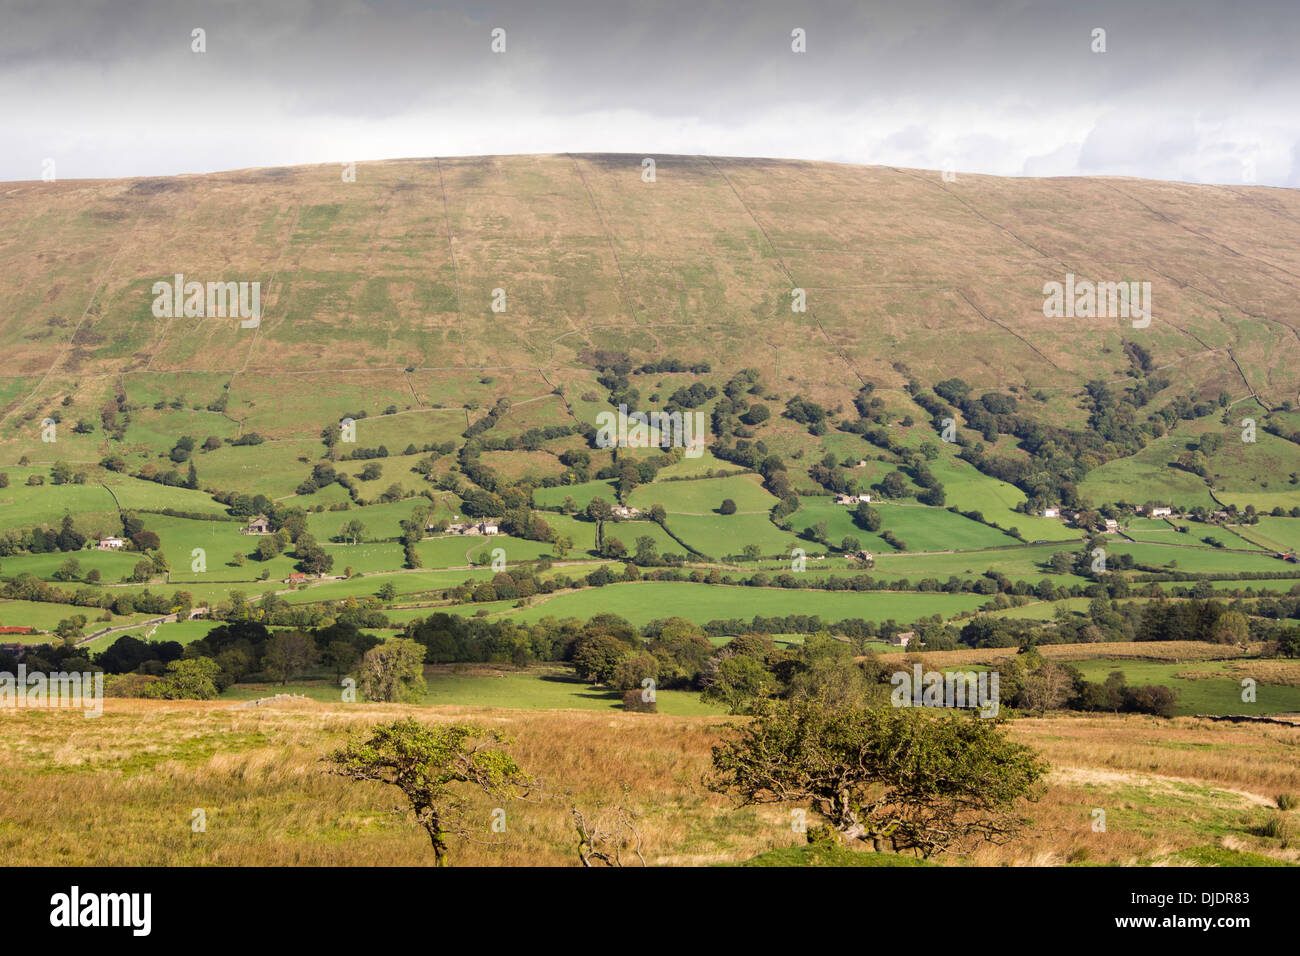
[1,0,1297,186]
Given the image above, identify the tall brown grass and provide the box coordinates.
[0,699,1295,866]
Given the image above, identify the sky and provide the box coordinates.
[2,0,1297,186]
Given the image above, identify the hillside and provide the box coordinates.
[3,155,1299,458]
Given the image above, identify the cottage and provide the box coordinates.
[478,520,500,535]
[889,631,916,647]
[1104,518,1119,532]
[286,572,310,584]
[611,505,641,519]
[243,515,272,535]
[835,493,872,505]
[1150,506,1173,518]
[1042,506,1060,518]
[96,537,125,550]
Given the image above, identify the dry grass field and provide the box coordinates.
[1,698,1295,867]
[903,640,1266,670]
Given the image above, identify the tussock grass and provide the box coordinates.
[0,701,1296,866]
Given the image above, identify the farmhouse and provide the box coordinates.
[1041,506,1060,518]
[439,520,500,535]
[835,493,872,505]
[243,515,272,535]
[1150,506,1173,517]
[96,537,125,550]
[611,505,641,518]
[285,572,311,583]
[889,631,917,647]
[1104,518,1120,532]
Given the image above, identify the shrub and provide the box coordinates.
[621,688,658,713]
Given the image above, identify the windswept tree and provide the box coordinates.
[326,718,532,866]
[709,699,1047,858]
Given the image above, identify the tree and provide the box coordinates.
[263,630,318,685]
[142,658,222,700]
[709,699,1047,857]
[633,535,659,566]
[255,536,282,561]
[881,471,909,498]
[718,498,737,515]
[853,502,882,532]
[326,718,532,866]
[54,615,87,641]
[340,519,366,545]
[323,640,360,682]
[358,638,427,702]
[131,530,161,551]
[572,803,646,867]
[572,632,626,684]
[53,557,82,582]
[700,655,773,714]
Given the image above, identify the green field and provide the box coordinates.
[493,580,987,628]
[1068,658,1300,716]
[627,474,779,514]
[219,665,725,716]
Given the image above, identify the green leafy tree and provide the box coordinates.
[709,699,1047,857]
[323,640,361,682]
[143,658,222,700]
[263,629,318,685]
[358,638,427,703]
[325,718,532,866]
[700,655,773,714]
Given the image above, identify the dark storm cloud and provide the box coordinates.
[1,0,1296,185]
